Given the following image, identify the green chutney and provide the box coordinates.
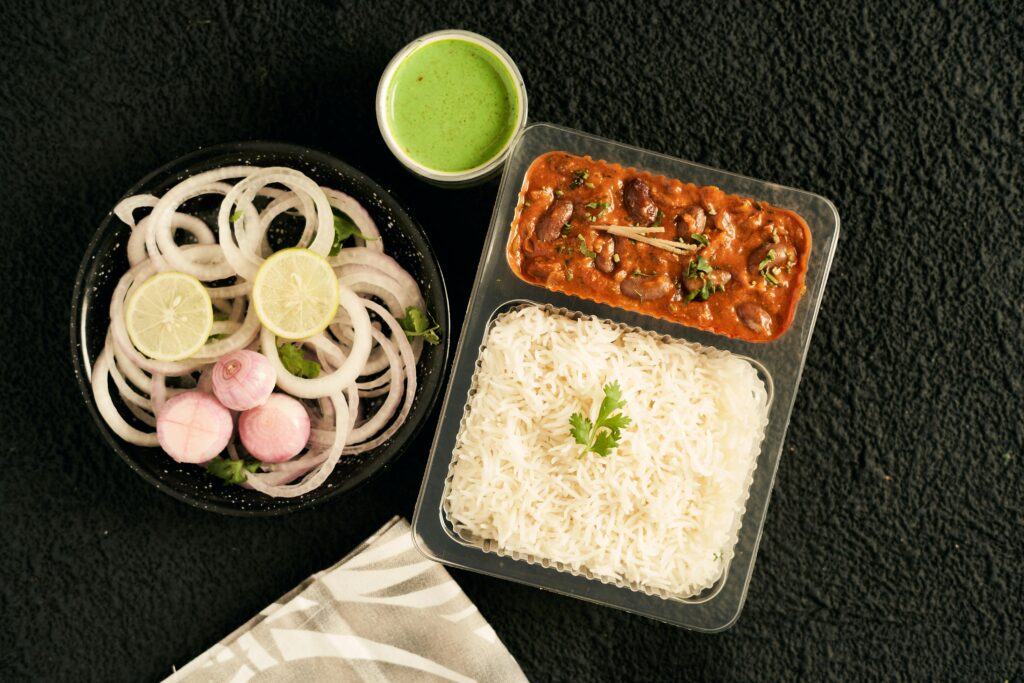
[386,39,520,173]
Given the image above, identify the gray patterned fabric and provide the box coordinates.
[167,518,526,683]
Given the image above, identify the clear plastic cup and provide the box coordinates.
[376,30,528,187]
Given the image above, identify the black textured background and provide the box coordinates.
[1,1,1022,681]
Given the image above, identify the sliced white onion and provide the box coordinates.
[330,248,423,309]
[125,401,157,428]
[114,193,158,230]
[150,373,169,413]
[345,328,404,444]
[337,265,407,316]
[260,284,372,399]
[258,190,318,251]
[342,300,417,453]
[146,178,239,273]
[112,343,152,393]
[91,345,160,446]
[107,337,152,411]
[190,300,261,362]
[207,280,252,299]
[218,168,334,280]
[116,194,158,266]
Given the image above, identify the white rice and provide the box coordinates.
[444,305,770,598]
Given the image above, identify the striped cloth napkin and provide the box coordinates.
[167,517,526,683]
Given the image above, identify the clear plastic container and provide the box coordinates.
[412,122,840,631]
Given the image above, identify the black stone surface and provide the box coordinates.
[1,1,1021,680]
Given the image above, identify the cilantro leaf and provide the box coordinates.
[757,249,780,286]
[577,235,597,258]
[569,169,590,189]
[569,412,593,445]
[690,232,710,247]
[278,343,321,378]
[685,256,713,279]
[591,431,619,458]
[207,457,261,485]
[597,380,626,423]
[600,412,632,433]
[329,211,377,256]
[570,382,631,458]
[398,306,441,346]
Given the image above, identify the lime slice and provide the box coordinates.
[125,272,213,361]
[253,248,339,340]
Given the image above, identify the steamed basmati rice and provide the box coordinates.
[445,305,770,597]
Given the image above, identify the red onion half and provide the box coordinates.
[156,390,233,463]
[238,393,310,463]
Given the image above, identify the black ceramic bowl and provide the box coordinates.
[70,142,450,516]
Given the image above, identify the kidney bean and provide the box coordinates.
[594,239,616,273]
[674,206,707,239]
[748,242,796,273]
[623,177,658,225]
[620,274,674,300]
[535,199,574,242]
[736,302,774,335]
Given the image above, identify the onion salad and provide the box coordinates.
[90,165,440,498]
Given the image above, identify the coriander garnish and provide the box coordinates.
[757,250,779,286]
[686,255,712,278]
[569,381,632,458]
[278,343,322,378]
[207,457,261,485]
[577,235,597,258]
[684,256,720,302]
[398,306,442,345]
[330,211,377,256]
[570,169,590,189]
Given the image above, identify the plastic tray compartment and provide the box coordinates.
[413,122,840,631]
